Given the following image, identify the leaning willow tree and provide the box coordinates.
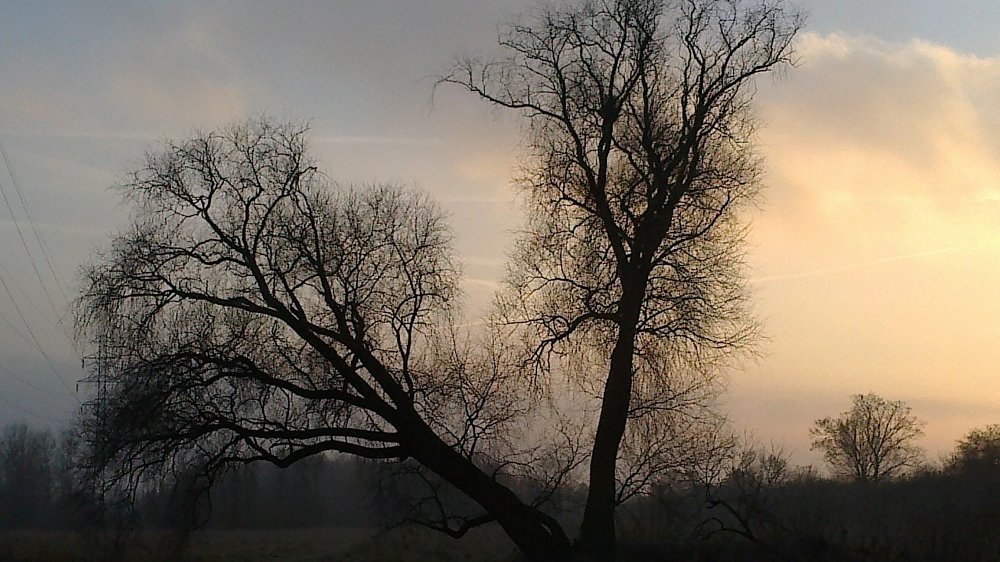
[76,1,798,560]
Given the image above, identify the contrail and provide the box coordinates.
[1,129,446,147]
[0,129,160,141]
[750,246,962,284]
[312,134,444,147]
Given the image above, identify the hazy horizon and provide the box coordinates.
[1,0,999,469]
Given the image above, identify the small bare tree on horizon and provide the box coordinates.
[810,393,925,483]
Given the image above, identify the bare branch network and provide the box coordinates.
[810,393,925,482]
[75,0,801,559]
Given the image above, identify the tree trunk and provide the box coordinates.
[405,420,574,561]
[576,286,645,561]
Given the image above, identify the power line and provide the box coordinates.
[0,257,46,324]
[0,272,79,403]
[0,141,73,341]
[0,254,77,398]
[0,361,67,398]
[0,141,81,407]
[0,378,71,425]
[0,141,71,303]
[0,287,38,351]
[0,244,57,357]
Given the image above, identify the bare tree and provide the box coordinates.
[810,393,925,482]
[697,439,790,548]
[0,423,56,528]
[947,424,1000,473]
[77,1,800,558]
[76,119,577,560]
[445,0,800,556]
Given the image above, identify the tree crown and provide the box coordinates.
[810,393,924,482]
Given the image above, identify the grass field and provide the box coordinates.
[0,526,519,562]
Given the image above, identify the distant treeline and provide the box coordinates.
[615,458,1000,561]
[2,420,999,561]
[0,423,81,530]
[139,456,381,531]
[0,422,383,531]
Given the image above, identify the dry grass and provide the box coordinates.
[0,526,518,562]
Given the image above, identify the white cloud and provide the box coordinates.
[736,33,1000,457]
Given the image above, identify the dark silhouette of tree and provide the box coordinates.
[810,393,924,482]
[444,0,800,557]
[76,2,800,560]
[697,441,790,548]
[0,423,55,528]
[75,119,577,560]
[948,424,1000,473]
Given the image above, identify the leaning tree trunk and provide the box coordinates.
[403,416,575,561]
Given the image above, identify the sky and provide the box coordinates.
[1,0,999,468]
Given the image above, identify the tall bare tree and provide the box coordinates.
[446,0,799,556]
[810,393,925,482]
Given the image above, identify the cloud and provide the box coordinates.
[104,17,248,129]
[755,32,1000,270]
[730,33,1000,458]
[461,277,501,289]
